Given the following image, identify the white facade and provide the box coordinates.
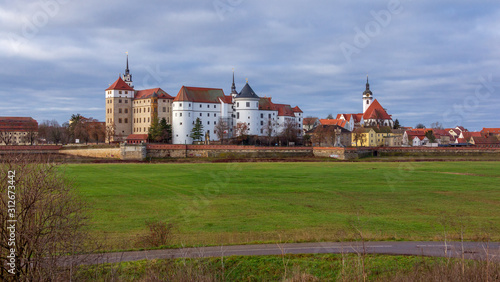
[171,82,303,144]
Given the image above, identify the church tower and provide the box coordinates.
[363,76,373,113]
[122,53,134,88]
[230,69,238,100]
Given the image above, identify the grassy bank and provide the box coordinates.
[76,254,499,281]
[63,161,500,250]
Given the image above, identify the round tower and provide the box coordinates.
[363,76,373,113]
[233,81,260,136]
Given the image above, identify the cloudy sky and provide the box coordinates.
[1,0,499,130]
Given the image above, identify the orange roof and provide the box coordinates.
[106,77,134,91]
[319,119,347,127]
[173,86,228,103]
[126,134,148,140]
[274,104,295,117]
[461,132,482,139]
[363,99,392,120]
[303,117,318,125]
[292,106,303,113]
[482,128,500,134]
[135,88,173,100]
[456,138,468,143]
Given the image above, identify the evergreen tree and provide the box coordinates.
[190,118,204,142]
[159,118,172,143]
[326,113,334,119]
[393,119,401,129]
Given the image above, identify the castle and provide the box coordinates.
[105,56,303,144]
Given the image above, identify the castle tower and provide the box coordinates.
[362,76,373,113]
[122,53,134,88]
[105,76,134,142]
[234,81,260,136]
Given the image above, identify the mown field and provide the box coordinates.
[63,161,500,250]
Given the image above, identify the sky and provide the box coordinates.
[1,0,499,130]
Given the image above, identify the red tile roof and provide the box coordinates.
[461,131,482,140]
[0,117,38,132]
[135,88,173,100]
[274,104,295,117]
[319,119,347,128]
[363,99,392,120]
[126,134,148,140]
[173,86,228,103]
[482,128,500,134]
[456,138,468,143]
[292,106,303,113]
[106,77,134,91]
[472,136,499,145]
[259,97,276,111]
[303,117,318,125]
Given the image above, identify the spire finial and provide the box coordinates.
[231,68,237,94]
[125,52,129,75]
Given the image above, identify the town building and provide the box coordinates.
[106,57,303,144]
[0,117,38,145]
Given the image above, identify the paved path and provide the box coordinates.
[70,241,500,265]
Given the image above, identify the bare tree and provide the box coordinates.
[263,118,276,146]
[0,154,95,281]
[431,121,444,130]
[353,131,367,147]
[0,131,14,146]
[234,122,249,143]
[106,123,116,144]
[88,120,105,144]
[214,117,229,144]
[278,119,300,145]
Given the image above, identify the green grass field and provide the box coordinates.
[63,161,500,250]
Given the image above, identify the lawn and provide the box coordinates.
[63,161,500,249]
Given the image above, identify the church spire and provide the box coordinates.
[366,75,370,91]
[230,68,237,95]
[125,53,130,75]
[122,52,133,88]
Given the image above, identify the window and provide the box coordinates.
[246,102,250,107]
[261,129,264,134]
[200,113,202,117]
[119,91,122,94]
[237,102,239,107]
[248,116,250,119]
[143,118,146,122]
[269,114,271,118]
[148,108,150,112]
[208,121,210,125]
[125,118,128,123]
[366,100,369,104]
[119,99,122,103]
[180,122,183,125]
[214,113,216,117]
[148,117,150,122]
[237,112,240,119]
[125,109,128,113]
[200,104,202,108]
[163,107,166,112]
[189,103,191,107]
[256,102,258,107]
[180,113,182,117]
[119,108,122,113]
[261,113,263,118]
[214,121,217,125]
[261,121,264,125]
[125,100,128,103]
[180,103,182,107]
[207,113,210,117]
[214,105,216,108]
[118,118,122,123]
[207,105,209,108]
